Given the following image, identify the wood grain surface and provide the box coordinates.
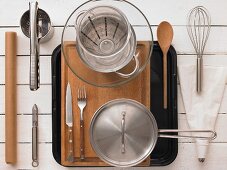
[5,32,17,164]
[60,41,150,166]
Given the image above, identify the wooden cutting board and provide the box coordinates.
[61,41,151,166]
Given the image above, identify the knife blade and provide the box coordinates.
[66,83,74,162]
[66,83,73,127]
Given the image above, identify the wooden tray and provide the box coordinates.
[61,41,151,166]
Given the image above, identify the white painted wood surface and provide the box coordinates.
[0,0,227,169]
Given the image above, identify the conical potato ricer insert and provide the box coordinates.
[75,6,137,76]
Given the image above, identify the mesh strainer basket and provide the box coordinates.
[75,6,137,74]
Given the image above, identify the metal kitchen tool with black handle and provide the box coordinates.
[20,1,54,90]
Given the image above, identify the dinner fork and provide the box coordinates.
[77,86,87,160]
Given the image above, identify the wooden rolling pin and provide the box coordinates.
[5,32,17,164]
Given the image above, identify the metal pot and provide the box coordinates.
[89,99,216,167]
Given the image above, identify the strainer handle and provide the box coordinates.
[115,52,140,78]
[74,10,87,28]
[29,1,40,91]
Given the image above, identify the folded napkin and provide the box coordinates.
[178,65,227,162]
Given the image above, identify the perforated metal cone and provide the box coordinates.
[20,9,51,38]
[76,5,137,73]
[90,99,158,167]
[80,15,128,56]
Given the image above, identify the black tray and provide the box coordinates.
[52,41,178,166]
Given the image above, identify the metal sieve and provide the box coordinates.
[75,6,138,77]
[61,0,154,87]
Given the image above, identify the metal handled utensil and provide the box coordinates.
[32,104,38,167]
[157,21,174,109]
[187,6,211,93]
[20,1,54,91]
[77,86,87,160]
[66,83,74,162]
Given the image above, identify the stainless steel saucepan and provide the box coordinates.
[89,99,216,167]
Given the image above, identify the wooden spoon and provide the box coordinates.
[157,21,173,109]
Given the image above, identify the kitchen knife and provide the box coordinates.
[66,83,74,162]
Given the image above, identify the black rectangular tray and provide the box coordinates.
[52,41,178,166]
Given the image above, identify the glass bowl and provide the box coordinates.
[61,0,153,87]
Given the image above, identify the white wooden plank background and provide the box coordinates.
[0,0,227,169]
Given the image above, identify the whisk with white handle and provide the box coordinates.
[187,6,211,93]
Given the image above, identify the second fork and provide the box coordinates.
[77,86,87,160]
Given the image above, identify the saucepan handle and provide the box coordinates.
[158,129,217,140]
